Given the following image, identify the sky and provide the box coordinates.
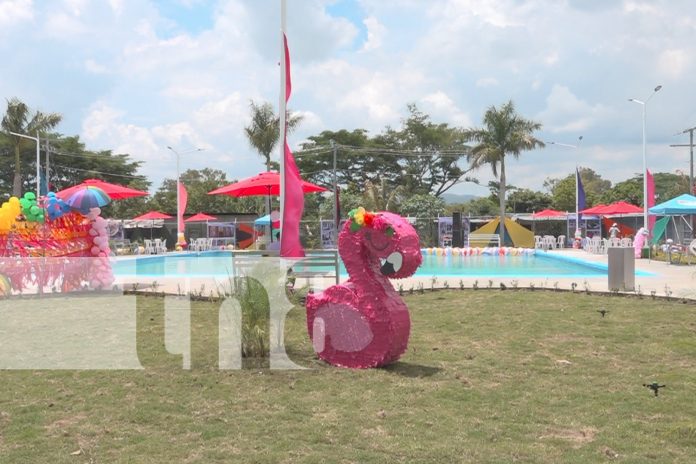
[2,0,696,197]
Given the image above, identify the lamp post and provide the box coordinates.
[629,85,662,232]
[167,146,204,247]
[9,131,40,198]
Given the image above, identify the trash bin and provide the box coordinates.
[608,247,635,291]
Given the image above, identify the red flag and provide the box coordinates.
[280,33,305,257]
[646,169,655,232]
[178,181,188,234]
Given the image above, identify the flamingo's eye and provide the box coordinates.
[385,227,394,237]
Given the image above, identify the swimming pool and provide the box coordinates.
[112,250,645,278]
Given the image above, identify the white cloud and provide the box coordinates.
[657,49,689,79]
[6,0,696,195]
[537,85,612,134]
[361,16,386,51]
[420,91,471,127]
[84,59,108,74]
[0,0,33,26]
[476,77,499,88]
[193,93,247,136]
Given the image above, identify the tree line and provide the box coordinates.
[2,97,692,231]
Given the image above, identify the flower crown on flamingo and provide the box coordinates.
[348,207,394,236]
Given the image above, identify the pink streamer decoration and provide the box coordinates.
[306,211,422,368]
[178,182,188,234]
[646,169,656,233]
[280,32,305,258]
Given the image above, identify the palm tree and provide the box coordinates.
[1,98,62,196]
[463,100,544,244]
[244,100,303,171]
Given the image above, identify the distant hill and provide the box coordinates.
[441,193,478,204]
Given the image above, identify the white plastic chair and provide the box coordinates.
[158,239,167,254]
[534,235,543,249]
[557,235,566,248]
[144,239,155,255]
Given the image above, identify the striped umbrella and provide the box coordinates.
[66,185,111,214]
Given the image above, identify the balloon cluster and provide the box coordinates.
[19,192,45,223]
[45,192,71,220]
[86,207,114,289]
[0,196,21,233]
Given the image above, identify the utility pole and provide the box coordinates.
[44,138,51,193]
[670,125,696,194]
[331,139,338,243]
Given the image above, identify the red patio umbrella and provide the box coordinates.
[207,171,327,197]
[185,213,217,239]
[56,178,148,201]
[185,213,217,222]
[532,208,566,218]
[132,211,173,240]
[208,171,327,242]
[133,211,173,220]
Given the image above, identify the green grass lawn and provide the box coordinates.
[1,290,696,463]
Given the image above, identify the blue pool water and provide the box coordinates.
[112,251,647,278]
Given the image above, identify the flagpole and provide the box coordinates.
[279,0,287,237]
[575,166,579,229]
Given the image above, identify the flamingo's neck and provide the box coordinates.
[338,232,393,294]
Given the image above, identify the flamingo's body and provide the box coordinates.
[306,210,422,368]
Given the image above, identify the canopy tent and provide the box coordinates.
[648,194,696,245]
[469,217,534,248]
[649,193,696,215]
[254,214,272,225]
[650,216,670,245]
[595,201,642,215]
[580,204,607,215]
[57,178,148,201]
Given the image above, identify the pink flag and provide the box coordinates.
[280,33,305,258]
[647,169,655,232]
[178,181,188,233]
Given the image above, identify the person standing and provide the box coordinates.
[609,223,620,239]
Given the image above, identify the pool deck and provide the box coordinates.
[399,248,696,299]
[112,248,696,301]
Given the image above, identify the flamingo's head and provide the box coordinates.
[346,208,422,279]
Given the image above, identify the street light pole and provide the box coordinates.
[629,85,662,232]
[9,131,40,198]
[167,146,204,247]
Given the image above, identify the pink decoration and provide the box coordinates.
[306,211,422,368]
[280,33,305,258]
[634,227,648,258]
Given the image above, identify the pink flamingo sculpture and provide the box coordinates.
[306,208,422,368]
